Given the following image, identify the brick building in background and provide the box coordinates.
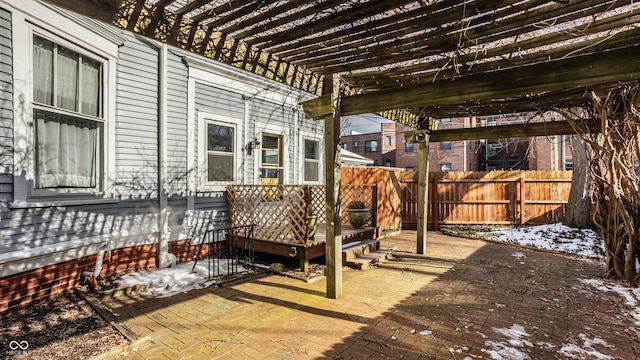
[341,114,573,172]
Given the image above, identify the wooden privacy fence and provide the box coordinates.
[400,170,573,229]
[341,167,403,231]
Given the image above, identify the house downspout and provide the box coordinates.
[294,109,299,183]
[82,241,112,282]
[243,96,250,183]
[157,43,170,268]
[138,35,171,268]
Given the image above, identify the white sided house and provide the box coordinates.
[0,0,323,315]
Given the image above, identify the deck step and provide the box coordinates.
[342,239,379,263]
[345,249,394,270]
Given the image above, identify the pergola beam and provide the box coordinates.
[404,118,601,144]
[326,45,640,118]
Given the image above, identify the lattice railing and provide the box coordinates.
[307,184,377,227]
[227,185,311,244]
[227,184,377,245]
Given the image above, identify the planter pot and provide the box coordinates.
[345,208,370,228]
[307,215,318,239]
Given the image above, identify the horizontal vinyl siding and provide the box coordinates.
[191,194,228,241]
[115,35,159,199]
[195,82,245,119]
[0,8,12,209]
[0,200,159,253]
[166,52,188,198]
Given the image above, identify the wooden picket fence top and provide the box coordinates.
[400,170,573,229]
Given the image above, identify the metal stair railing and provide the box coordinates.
[191,224,259,283]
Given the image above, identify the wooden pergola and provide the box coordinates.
[44,0,640,297]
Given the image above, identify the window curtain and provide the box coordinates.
[81,58,100,117]
[36,110,97,188]
[33,37,53,105]
[33,36,101,189]
[56,47,78,112]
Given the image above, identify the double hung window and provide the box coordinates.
[32,34,104,191]
[206,123,235,182]
[303,139,320,182]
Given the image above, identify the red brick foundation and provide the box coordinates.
[0,239,204,317]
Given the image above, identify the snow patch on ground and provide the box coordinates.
[482,324,534,360]
[491,223,604,260]
[559,334,613,360]
[119,259,245,298]
[580,278,640,326]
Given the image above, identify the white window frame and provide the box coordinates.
[301,132,323,184]
[11,4,119,207]
[197,112,242,192]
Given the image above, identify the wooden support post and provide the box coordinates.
[519,170,526,225]
[300,259,309,274]
[416,134,430,254]
[324,74,342,299]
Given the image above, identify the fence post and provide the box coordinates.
[371,185,378,227]
[519,170,526,225]
[432,177,439,231]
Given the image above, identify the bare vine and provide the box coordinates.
[556,86,640,286]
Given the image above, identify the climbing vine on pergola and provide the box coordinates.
[560,86,640,285]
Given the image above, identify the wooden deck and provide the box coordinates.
[231,223,379,273]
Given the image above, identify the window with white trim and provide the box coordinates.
[198,112,240,189]
[304,138,320,182]
[206,123,235,181]
[32,34,104,192]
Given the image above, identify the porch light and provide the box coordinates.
[247,138,261,155]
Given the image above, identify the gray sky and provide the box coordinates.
[341,114,393,136]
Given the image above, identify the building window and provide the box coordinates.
[440,163,452,172]
[33,34,104,191]
[206,123,235,181]
[341,143,347,150]
[304,139,320,182]
[565,160,574,171]
[354,141,359,147]
[365,140,378,153]
[440,118,451,124]
[405,167,414,171]
[480,116,497,127]
[261,133,283,184]
[405,142,414,153]
[385,135,392,146]
[440,141,452,150]
[385,159,391,167]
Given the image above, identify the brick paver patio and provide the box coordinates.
[100,231,640,359]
